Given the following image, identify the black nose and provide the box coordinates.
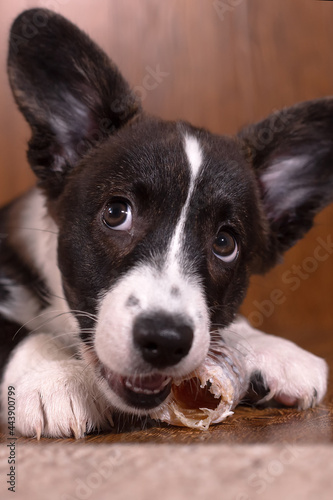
[133,313,194,369]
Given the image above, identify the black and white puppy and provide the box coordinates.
[0,9,331,438]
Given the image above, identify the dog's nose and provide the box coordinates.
[133,313,194,369]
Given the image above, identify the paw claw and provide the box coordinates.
[256,389,274,405]
[80,421,87,438]
[35,424,42,441]
[71,421,86,439]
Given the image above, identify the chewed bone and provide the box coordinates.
[150,345,250,430]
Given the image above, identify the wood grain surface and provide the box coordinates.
[0,0,332,444]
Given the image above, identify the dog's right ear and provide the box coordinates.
[8,9,141,195]
[238,98,333,272]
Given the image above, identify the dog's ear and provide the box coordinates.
[8,9,140,195]
[238,98,333,272]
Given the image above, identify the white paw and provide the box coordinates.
[6,359,113,439]
[249,334,328,409]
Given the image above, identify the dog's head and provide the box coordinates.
[8,9,333,413]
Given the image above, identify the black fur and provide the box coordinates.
[0,318,29,377]
[242,371,270,405]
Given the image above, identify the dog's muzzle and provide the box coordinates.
[100,312,194,409]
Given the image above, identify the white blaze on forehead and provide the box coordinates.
[166,134,203,266]
[184,134,203,177]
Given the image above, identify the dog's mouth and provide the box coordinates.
[101,365,172,409]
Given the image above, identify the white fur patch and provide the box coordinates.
[17,189,63,301]
[95,263,210,382]
[222,316,328,409]
[261,158,308,185]
[4,189,79,343]
[166,135,203,267]
[261,156,310,217]
[0,333,112,438]
[184,134,203,177]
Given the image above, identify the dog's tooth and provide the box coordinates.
[124,375,171,395]
[161,377,172,389]
[129,384,142,393]
[130,386,155,395]
[145,388,158,395]
[125,379,134,389]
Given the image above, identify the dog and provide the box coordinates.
[0,8,331,438]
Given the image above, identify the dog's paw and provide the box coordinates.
[248,334,328,410]
[11,359,113,439]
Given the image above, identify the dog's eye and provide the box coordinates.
[103,199,132,231]
[213,231,238,263]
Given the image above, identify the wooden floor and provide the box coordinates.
[0,328,332,446]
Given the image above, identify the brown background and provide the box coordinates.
[0,0,332,344]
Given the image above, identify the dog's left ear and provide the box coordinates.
[238,98,333,271]
[8,9,141,195]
